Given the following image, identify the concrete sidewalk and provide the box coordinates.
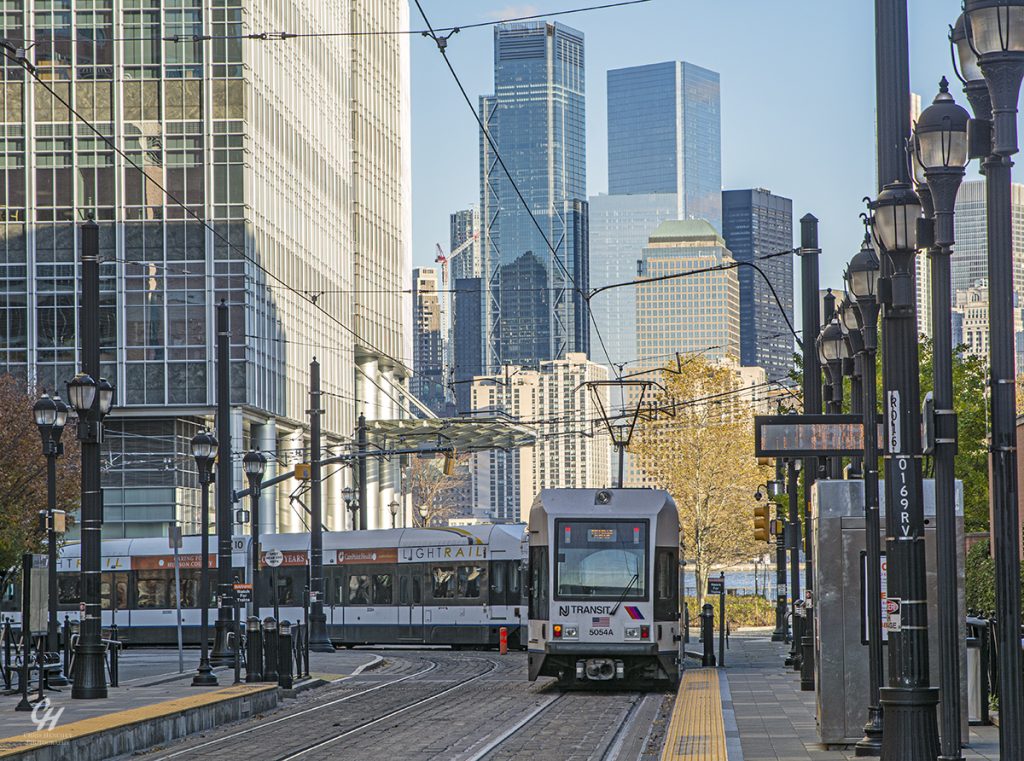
[722,633,1000,761]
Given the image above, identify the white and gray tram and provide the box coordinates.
[1,524,527,649]
[527,488,680,685]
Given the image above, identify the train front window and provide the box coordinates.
[555,520,647,600]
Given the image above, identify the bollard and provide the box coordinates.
[499,626,508,655]
[3,621,12,690]
[262,617,278,683]
[683,604,690,644]
[700,603,716,667]
[790,604,804,670]
[246,617,262,683]
[293,623,303,678]
[277,620,293,689]
[109,641,119,688]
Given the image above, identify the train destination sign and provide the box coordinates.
[754,414,881,458]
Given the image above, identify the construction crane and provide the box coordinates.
[434,232,479,286]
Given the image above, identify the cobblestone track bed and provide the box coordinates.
[136,652,504,761]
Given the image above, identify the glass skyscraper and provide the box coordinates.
[479,22,588,371]
[721,189,794,380]
[607,61,722,232]
[0,0,412,537]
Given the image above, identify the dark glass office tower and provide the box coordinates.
[479,22,588,370]
[607,61,722,232]
[721,189,794,380]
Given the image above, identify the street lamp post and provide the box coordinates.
[191,431,218,687]
[760,467,789,643]
[343,486,358,531]
[817,316,850,480]
[913,77,971,761]
[68,216,115,700]
[870,181,940,759]
[243,450,266,617]
[847,234,885,756]
[838,300,865,479]
[389,500,399,528]
[33,393,68,685]
[958,4,1024,753]
[417,504,428,527]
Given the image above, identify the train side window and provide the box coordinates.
[274,574,296,605]
[507,561,522,605]
[431,566,455,599]
[58,575,80,605]
[136,571,171,609]
[654,548,678,621]
[413,574,422,604]
[335,576,348,606]
[373,574,393,605]
[348,574,372,605]
[101,573,129,610]
[399,575,411,605]
[528,547,549,620]
[457,566,485,598]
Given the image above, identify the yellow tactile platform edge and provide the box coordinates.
[660,668,727,761]
[0,683,276,758]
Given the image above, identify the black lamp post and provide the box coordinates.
[913,77,971,761]
[847,233,885,756]
[389,500,399,528]
[191,430,218,687]
[243,450,266,616]
[343,486,358,531]
[417,503,428,527]
[958,4,1024,754]
[839,300,865,479]
[817,316,849,479]
[870,181,940,760]
[33,392,68,684]
[67,342,115,700]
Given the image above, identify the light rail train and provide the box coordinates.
[527,488,680,686]
[0,524,527,649]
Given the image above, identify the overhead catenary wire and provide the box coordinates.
[6,0,652,45]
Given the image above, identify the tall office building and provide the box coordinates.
[412,268,447,414]
[0,0,411,537]
[636,221,741,366]
[479,22,589,371]
[721,189,794,380]
[449,207,482,413]
[952,180,1024,299]
[449,207,482,281]
[952,279,1024,374]
[470,354,609,523]
[607,61,722,232]
[588,193,679,374]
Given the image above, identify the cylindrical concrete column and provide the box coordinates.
[257,419,277,536]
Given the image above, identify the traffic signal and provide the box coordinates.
[753,504,771,542]
[294,463,311,481]
[443,450,457,477]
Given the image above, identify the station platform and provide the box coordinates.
[661,632,1001,761]
[0,648,380,761]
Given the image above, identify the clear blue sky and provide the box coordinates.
[411,0,971,315]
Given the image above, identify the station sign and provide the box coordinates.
[233,582,253,603]
[707,578,725,596]
[754,414,881,458]
[264,549,284,568]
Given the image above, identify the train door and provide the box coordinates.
[487,559,508,623]
[397,564,423,641]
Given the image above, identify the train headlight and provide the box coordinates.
[640,625,650,640]
[624,627,640,640]
[553,624,563,639]
[562,625,578,639]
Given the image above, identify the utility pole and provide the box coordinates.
[874,2,939,757]
[212,300,235,664]
[308,358,333,651]
[772,458,788,643]
[799,214,821,692]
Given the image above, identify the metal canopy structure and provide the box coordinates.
[365,418,536,454]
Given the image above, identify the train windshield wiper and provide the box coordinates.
[608,572,639,616]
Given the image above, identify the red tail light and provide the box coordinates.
[553,624,563,638]
[640,625,650,640]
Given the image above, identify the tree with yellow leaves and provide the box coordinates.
[630,356,771,605]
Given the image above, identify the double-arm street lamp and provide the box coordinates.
[67,367,114,700]
[343,485,359,530]
[33,392,69,685]
[953,5,1024,754]
[243,450,267,615]
[191,430,218,687]
[845,233,885,756]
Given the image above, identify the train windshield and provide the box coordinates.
[554,520,647,599]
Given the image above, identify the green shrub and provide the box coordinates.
[683,594,775,629]
[965,538,1024,616]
